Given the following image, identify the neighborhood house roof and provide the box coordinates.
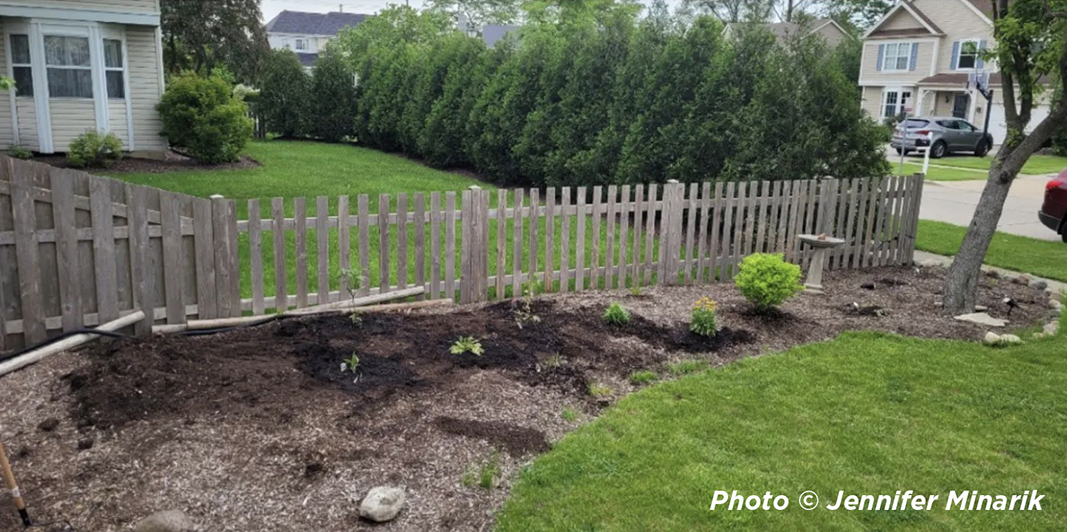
[266,11,368,36]
[483,24,521,47]
[865,0,994,39]
[725,18,849,43]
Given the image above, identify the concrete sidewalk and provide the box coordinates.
[919,174,1059,241]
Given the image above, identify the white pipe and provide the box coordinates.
[0,310,146,377]
[288,286,425,315]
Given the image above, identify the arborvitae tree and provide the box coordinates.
[420,37,493,168]
[257,49,309,138]
[308,48,357,142]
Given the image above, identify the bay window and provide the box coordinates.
[9,34,33,96]
[44,35,93,98]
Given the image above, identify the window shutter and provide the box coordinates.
[909,43,919,71]
[976,39,988,69]
[950,41,960,70]
[876,44,885,71]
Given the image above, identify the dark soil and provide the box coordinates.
[0,266,1053,532]
[32,149,260,174]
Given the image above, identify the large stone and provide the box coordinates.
[998,334,1023,346]
[133,511,196,532]
[954,312,1007,327]
[1029,279,1049,291]
[360,486,406,523]
[1051,300,1064,311]
[982,332,1001,346]
[919,259,943,268]
[1014,274,1033,286]
[1045,322,1060,336]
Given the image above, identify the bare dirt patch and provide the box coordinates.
[0,266,1050,532]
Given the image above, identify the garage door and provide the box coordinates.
[988,101,1051,145]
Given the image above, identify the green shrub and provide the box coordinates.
[690,297,719,337]
[6,145,32,159]
[734,253,803,311]
[602,302,632,326]
[157,72,252,163]
[258,49,310,138]
[308,49,356,142]
[66,130,123,168]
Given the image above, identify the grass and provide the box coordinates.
[109,140,662,302]
[588,383,613,397]
[561,407,580,422]
[894,153,1067,175]
[668,359,709,376]
[916,220,1067,282]
[895,162,987,182]
[497,317,1067,531]
[628,370,659,385]
[461,451,502,490]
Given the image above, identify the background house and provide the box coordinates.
[0,0,166,156]
[857,0,1051,145]
[723,18,851,47]
[265,10,368,68]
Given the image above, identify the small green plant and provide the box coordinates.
[588,382,612,397]
[66,130,123,168]
[6,145,32,159]
[339,268,366,325]
[602,302,632,326]
[690,297,719,337]
[734,253,803,311]
[450,336,484,356]
[0,76,13,91]
[669,359,709,376]
[514,279,542,329]
[629,370,658,385]
[341,352,360,372]
[543,354,563,368]
[561,407,580,422]
[461,451,501,490]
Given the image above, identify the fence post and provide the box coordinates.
[905,173,925,264]
[662,180,686,285]
[460,186,489,304]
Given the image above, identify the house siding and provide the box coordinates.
[861,86,884,118]
[860,41,934,85]
[813,24,846,47]
[881,8,926,31]
[108,100,129,145]
[49,100,97,151]
[0,18,13,148]
[912,0,993,73]
[126,25,164,152]
[0,0,160,14]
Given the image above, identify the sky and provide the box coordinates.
[260,0,685,22]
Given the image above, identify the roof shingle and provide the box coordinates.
[266,11,368,36]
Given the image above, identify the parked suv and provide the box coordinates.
[891,117,994,159]
[1040,169,1067,243]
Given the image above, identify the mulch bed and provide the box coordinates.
[0,265,1052,532]
[31,150,260,174]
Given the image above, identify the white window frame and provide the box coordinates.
[102,36,126,99]
[955,38,981,71]
[42,27,94,100]
[882,42,913,72]
[881,88,914,119]
[7,33,33,99]
[294,37,308,51]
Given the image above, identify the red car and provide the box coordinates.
[1041,169,1067,242]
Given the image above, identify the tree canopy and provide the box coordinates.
[161,0,270,84]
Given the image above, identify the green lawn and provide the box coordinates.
[895,162,987,182]
[916,220,1067,283]
[897,153,1067,176]
[498,317,1067,532]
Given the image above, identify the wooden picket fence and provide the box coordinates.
[0,153,924,352]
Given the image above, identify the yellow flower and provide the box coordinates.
[693,297,717,312]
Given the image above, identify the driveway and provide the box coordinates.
[919,174,1058,241]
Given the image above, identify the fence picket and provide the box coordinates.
[602,185,613,289]
[338,195,351,295]
[295,197,309,307]
[496,189,506,298]
[575,187,587,291]
[272,197,287,312]
[631,185,644,287]
[528,189,539,290]
[445,192,457,299]
[544,187,556,291]
[126,184,151,335]
[160,192,185,324]
[317,196,331,300]
[560,187,571,293]
[430,192,442,299]
[684,183,697,284]
[414,194,426,299]
[249,199,265,315]
[89,177,119,324]
[378,194,390,295]
[397,194,408,291]
[9,161,45,343]
[358,195,371,296]
[513,189,524,296]
[52,174,82,331]
[617,185,630,288]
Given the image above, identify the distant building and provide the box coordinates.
[724,18,851,47]
[266,10,369,67]
[453,13,521,47]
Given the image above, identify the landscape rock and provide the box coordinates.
[982,332,1002,346]
[133,510,196,532]
[974,305,988,312]
[954,312,1007,327]
[1029,279,1049,291]
[1013,274,1032,286]
[919,259,942,268]
[1044,322,1060,336]
[998,334,1023,345]
[360,486,406,523]
[1051,300,1064,311]
[77,438,94,451]
[37,418,59,432]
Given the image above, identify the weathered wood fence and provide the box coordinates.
[0,154,924,352]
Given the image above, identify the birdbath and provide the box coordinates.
[797,234,845,294]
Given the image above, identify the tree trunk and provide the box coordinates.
[943,161,1020,315]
